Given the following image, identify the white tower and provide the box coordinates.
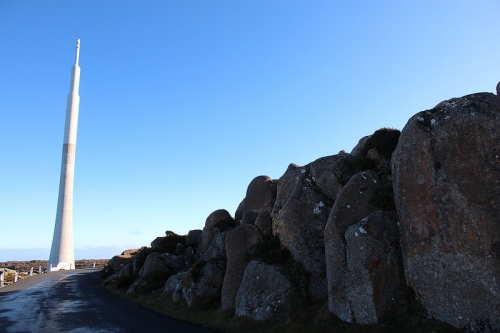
[48,39,81,271]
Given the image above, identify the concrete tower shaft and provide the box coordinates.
[49,39,81,271]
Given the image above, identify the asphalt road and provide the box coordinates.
[0,269,217,333]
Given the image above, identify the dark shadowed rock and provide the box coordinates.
[182,262,224,307]
[162,253,185,270]
[272,163,334,301]
[309,155,344,200]
[255,211,272,238]
[497,81,500,95]
[324,170,381,322]
[235,261,294,321]
[392,92,500,331]
[198,209,235,255]
[186,230,202,247]
[221,224,263,310]
[344,211,406,324]
[184,246,198,267]
[241,211,259,225]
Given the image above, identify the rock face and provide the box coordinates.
[221,224,263,310]
[272,163,334,301]
[324,170,381,322]
[344,211,405,324]
[235,261,294,321]
[392,92,500,331]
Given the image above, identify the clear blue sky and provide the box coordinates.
[1,1,499,260]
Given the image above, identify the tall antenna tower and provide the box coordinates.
[48,39,81,271]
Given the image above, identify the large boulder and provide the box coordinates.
[182,262,225,307]
[309,155,344,200]
[324,170,381,321]
[392,92,500,332]
[272,163,334,301]
[186,229,202,247]
[164,271,188,302]
[221,224,263,310]
[243,175,278,215]
[344,211,406,324]
[108,255,134,272]
[128,252,171,294]
[235,261,294,322]
[350,136,370,156]
[198,209,235,255]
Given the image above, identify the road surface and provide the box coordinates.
[0,269,217,333]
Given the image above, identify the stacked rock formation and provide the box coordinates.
[102,85,500,332]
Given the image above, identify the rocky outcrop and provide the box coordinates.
[392,92,500,332]
[102,86,500,332]
[221,224,263,310]
[235,261,294,321]
[272,163,334,301]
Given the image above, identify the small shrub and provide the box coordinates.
[361,128,401,160]
[155,233,187,253]
[116,275,134,290]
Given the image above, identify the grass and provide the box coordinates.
[105,283,462,333]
